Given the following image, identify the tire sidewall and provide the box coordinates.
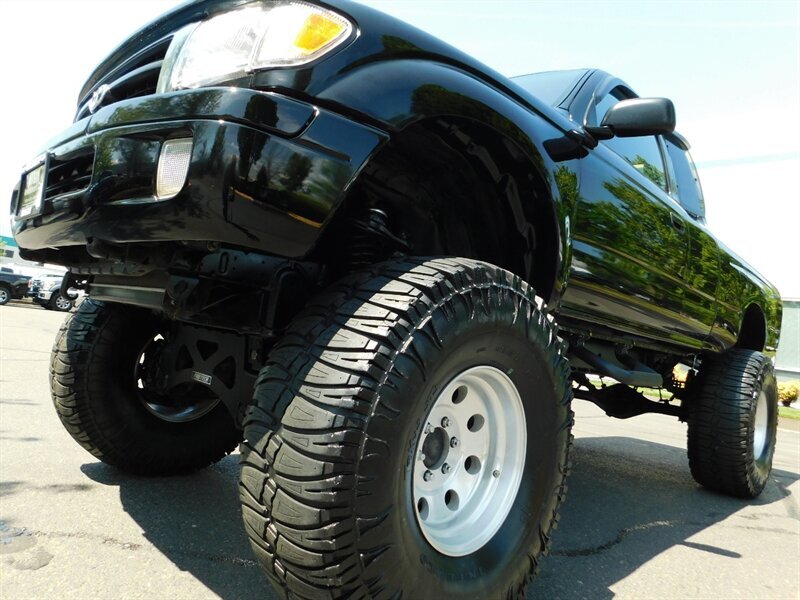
[750,360,778,486]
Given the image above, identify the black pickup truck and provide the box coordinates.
[9,1,783,598]
[0,268,31,305]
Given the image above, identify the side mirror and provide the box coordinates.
[587,98,676,139]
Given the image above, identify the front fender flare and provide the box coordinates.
[317,59,578,300]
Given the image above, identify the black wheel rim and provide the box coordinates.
[134,334,221,423]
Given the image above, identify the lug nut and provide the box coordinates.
[449,437,459,448]
[441,417,451,428]
[441,463,451,474]
[423,470,433,481]
[492,469,501,478]
[418,451,426,462]
[424,423,434,434]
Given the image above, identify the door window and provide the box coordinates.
[664,138,706,221]
[592,87,667,191]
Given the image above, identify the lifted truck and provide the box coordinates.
[10,1,782,598]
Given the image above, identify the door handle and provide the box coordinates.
[670,213,685,232]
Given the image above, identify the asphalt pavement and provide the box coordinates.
[1,301,798,599]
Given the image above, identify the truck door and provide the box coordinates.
[560,86,707,348]
[662,135,721,348]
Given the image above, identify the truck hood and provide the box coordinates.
[77,0,573,134]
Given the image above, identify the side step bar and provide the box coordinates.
[572,383,682,419]
[571,345,663,388]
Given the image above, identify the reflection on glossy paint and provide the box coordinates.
[13,90,387,259]
[88,88,314,137]
[563,153,713,347]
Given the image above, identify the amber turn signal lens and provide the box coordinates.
[294,13,346,55]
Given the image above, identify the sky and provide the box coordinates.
[0,0,798,296]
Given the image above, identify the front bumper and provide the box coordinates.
[11,87,388,262]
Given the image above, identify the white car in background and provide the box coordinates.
[29,274,81,312]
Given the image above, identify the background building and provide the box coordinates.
[0,235,65,277]
[776,299,800,382]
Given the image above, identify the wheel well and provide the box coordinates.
[737,303,767,351]
[316,117,560,302]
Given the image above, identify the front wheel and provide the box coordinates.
[51,299,241,475]
[240,258,573,599]
[687,349,778,498]
[49,292,74,312]
[0,285,10,305]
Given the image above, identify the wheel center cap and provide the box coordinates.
[421,427,449,469]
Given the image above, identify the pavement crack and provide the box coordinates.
[30,529,143,550]
[28,529,258,567]
[553,520,681,557]
[180,551,259,567]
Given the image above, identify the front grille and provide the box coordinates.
[30,276,61,293]
[44,151,95,201]
[75,36,172,121]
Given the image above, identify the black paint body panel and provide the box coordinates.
[11,88,387,259]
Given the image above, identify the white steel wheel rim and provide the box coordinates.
[753,390,769,458]
[55,295,71,310]
[412,365,527,556]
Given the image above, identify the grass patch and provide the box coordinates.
[779,406,800,420]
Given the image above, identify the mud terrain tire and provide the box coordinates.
[51,299,240,475]
[687,349,778,498]
[240,258,573,599]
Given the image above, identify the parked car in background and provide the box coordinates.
[29,274,79,311]
[27,273,63,298]
[0,269,31,305]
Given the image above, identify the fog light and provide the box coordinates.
[155,138,193,199]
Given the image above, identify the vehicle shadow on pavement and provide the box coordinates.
[80,436,797,600]
[528,436,798,599]
[81,454,278,600]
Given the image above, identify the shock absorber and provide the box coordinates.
[348,208,401,268]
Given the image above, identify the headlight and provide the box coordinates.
[157,1,353,92]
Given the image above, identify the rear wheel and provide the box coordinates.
[687,349,778,498]
[239,258,573,599]
[0,285,10,305]
[51,299,241,475]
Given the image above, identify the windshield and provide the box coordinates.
[511,69,588,106]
